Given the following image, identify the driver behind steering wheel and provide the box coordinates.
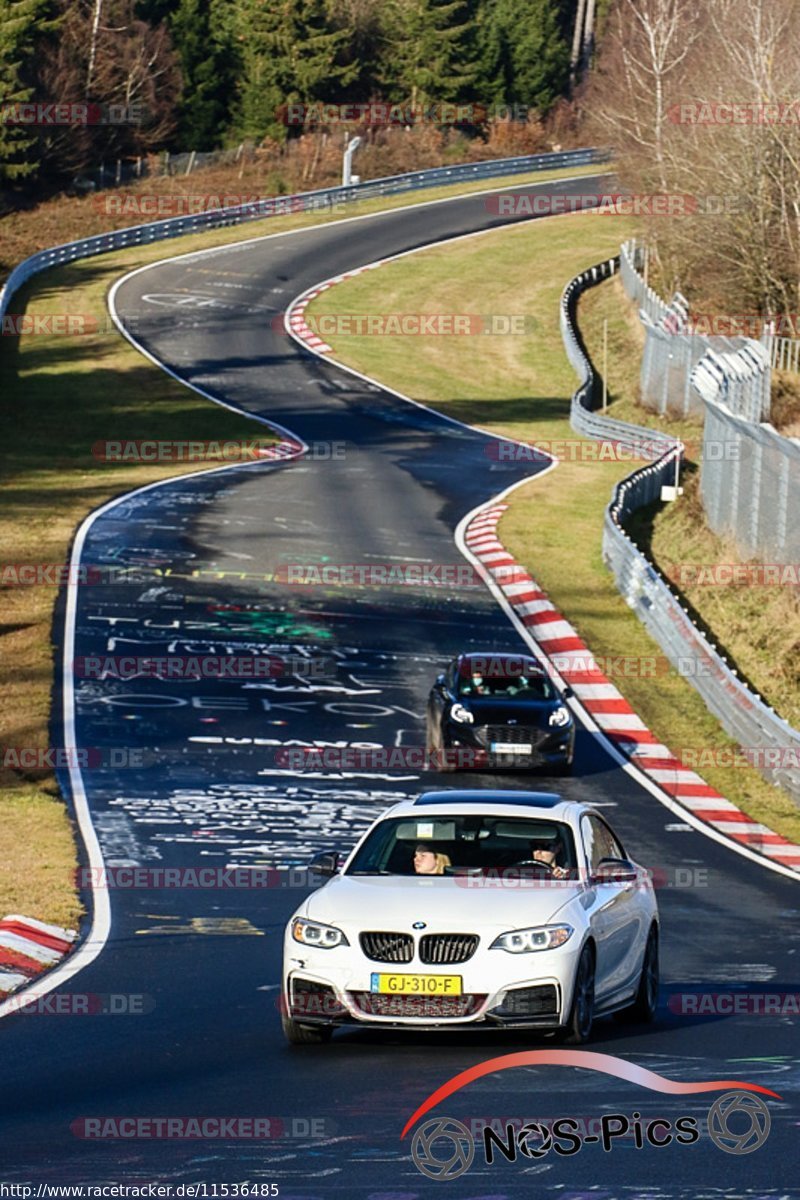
[527,838,568,879]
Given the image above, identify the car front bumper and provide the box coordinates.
[283,938,584,1031]
[442,722,575,769]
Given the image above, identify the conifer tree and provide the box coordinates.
[169,0,235,147]
[477,0,569,112]
[232,0,356,142]
[381,0,476,108]
[0,0,46,181]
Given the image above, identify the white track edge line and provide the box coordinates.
[94,169,616,277]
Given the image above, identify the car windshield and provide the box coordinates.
[457,671,555,700]
[346,814,577,876]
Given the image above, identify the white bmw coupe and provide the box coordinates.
[281,791,659,1045]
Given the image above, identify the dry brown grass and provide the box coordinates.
[0,124,592,280]
[771,370,800,438]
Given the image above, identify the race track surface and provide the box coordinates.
[1,175,798,1198]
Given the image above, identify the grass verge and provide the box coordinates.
[305,211,800,843]
[0,162,610,931]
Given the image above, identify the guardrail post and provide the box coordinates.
[777,454,790,558]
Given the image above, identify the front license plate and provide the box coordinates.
[370,973,462,995]
[491,742,532,754]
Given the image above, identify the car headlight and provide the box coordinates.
[490,924,573,953]
[291,917,349,949]
[548,705,571,728]
[449,702,474,724]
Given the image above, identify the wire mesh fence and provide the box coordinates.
[561,256,800,805]
[768,334,800,373]
[621,239,798,568]
[700,397,800,562]
[620,239,771,419]
[73,144,257,192]
[1,147,609,318]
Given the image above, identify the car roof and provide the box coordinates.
[415,790,562,808]
[458,651,546,672]
[382,789,583,824]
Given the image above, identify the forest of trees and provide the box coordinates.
[3,0,796,318]
[586,0,800,314]
[0,0,594,188]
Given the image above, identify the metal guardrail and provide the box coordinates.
[0,147,609,318]
[560,257,800,804]
[620,239,799,382]
[561,258,678,457]
[608,235,800,376]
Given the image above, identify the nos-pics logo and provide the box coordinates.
[404,1053,778,1182]
[411,1093,771,1180]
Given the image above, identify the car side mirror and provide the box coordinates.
[308,851,341,879]
[563,685,574,699]
[590,857,639,884]
[435,673,446,688]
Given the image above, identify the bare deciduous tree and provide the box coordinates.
[35,0,180,180]
[588,0,700,191]
[586,0,800,317]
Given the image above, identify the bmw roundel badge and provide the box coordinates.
[412,921,427,930]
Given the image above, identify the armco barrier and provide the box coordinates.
[561,257,800,804]
[0,147,609,320]
[561,257,678,458]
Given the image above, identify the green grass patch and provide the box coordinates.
[305,211,800,844]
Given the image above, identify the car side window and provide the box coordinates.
[599,818,625,861]
[582,815,625,871]
[591,816,625,866]
[445,660,457,691]
[581,816,598,871]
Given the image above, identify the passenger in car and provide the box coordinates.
[461,672,487,695]
[413,842,452,875]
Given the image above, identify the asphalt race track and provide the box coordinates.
[1,175,798,1198]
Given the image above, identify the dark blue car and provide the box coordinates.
[426,652,575,774]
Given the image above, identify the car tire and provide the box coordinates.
[562,943,595,1044]
[615,925,659,1024]
[281,1012,334,1045]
